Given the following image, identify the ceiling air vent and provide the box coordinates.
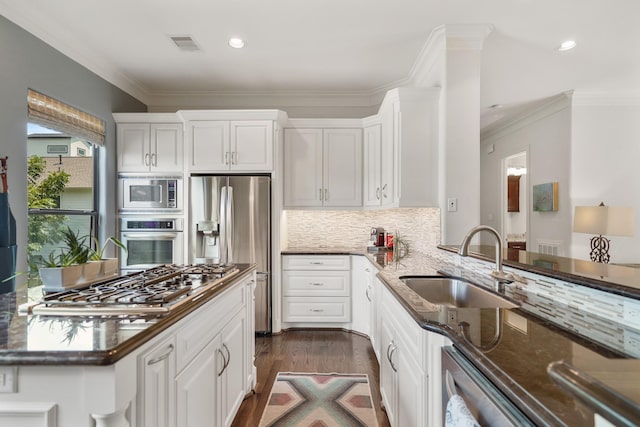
[169,35,200,51]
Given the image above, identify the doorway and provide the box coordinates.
[502,152,528,258]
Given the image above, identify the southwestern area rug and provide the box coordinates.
[258,372,379,427]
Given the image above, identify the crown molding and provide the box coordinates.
[444,24,495,50]
[571,92,640,106]
[481,91,573,141]
[0,2,151,104]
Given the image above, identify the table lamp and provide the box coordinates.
[573,202,634,263]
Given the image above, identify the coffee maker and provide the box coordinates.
[369,227,386,252]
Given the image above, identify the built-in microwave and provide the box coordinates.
[119,174,183,211]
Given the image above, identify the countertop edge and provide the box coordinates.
[2,265,257,366]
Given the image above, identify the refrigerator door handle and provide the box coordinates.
[256,271,270,277]
[226,185,234,265]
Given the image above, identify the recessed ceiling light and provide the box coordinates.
[558,40,576,51]
[228,38,245,49]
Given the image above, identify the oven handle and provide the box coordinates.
[121,233,180,240]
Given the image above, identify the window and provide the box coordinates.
[46,144,68,154]
[26,90,105,288]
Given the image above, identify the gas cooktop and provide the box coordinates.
[20,264,240,317]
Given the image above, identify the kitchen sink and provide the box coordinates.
[399,276,518,309]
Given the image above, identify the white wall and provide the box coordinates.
[571,102,640,263]
[481,94,572,255]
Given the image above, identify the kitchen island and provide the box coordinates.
[0,264,256,427]
[282,246,640,426]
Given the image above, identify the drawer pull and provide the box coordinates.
[309,282,324,286]
[309,262,324,265]
[147,344,174,365]
[310,309,325,313]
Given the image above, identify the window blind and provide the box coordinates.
[27,89,106,146]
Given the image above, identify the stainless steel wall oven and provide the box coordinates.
[119,217,184,273]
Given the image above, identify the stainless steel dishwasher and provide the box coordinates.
[441,346,536,426]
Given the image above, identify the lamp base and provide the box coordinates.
[590,235,610,264]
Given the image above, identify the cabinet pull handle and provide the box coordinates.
[223,343,231,372]
[151,153,157,167]
[147,344,174,365]
[217,346,228,376]
[232,152,237,164]
[144,153,150,167]
[319,188,323,201]
[365,287,371,302]
[376,187,380,200]
[324,188,328,201]
[310,309,324,312]
[310,282,324,286]
[389,344,398,372]
[309,261,324,265]
[386,341,393,364]
[382,183,388,198]
[225,152,230,165]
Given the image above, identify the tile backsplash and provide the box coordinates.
[284,208,441,254]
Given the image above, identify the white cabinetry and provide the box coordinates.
[137,272,255,427]
[185,120,274,172]
[385,87,440,207]
[350,255,372,336]
[138,335,176,427]
[115,117,183,173]
[369,271,382,362]
[282,255,351,323]
[379,284,426,427]
[363,120,394,208]
[284,127,362,208]
[378,280,451,427]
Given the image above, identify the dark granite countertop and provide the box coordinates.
[284,247,640,426]
[438,244,640,300]
[0,264,255,366]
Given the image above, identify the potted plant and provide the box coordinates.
[37,249,83,290]
[89,236,126,277]
[61,227,100,283]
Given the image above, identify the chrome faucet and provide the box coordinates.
[458,225,513,283]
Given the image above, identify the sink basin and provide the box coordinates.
[399,276,518,309]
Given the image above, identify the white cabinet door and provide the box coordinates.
[369,275,382,362]
[323,128,362,207]
[230,120,273,171]
[284,128,323,207]
[219,311,247,427]
[151,123,183,172]
[117,123,150,172]
[379,318,397,427]
[139,335,176,427]
[117,123,183,173]
[380,109,395,207]
[350,256,371,336]
[175,336,220,427]
[187,121,230,172]
[363,124,382,207]
[397,347,425,427]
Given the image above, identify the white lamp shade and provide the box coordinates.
[573,205,635,237]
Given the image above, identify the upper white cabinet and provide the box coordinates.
[284,125,362,208]
[115,116,184,173]
[185,120,274,172]
[363,121,394,208]
[386,88,440,207]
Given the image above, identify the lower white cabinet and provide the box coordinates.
[137,272,255,427]
[139,335,176,427]
[379,282,448,427]
[369,274,382,363]
[350,255,373,336]
[282,255,351,324]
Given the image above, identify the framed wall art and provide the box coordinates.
[532,182,558,212]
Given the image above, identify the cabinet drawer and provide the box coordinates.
[283,297,351,322]
[283,255,350,270]
[283,270,350,296]
[175,282,245,372]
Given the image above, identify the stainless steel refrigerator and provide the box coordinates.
[190,175,271,333]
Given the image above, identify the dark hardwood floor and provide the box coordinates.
[231,329,391,427]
